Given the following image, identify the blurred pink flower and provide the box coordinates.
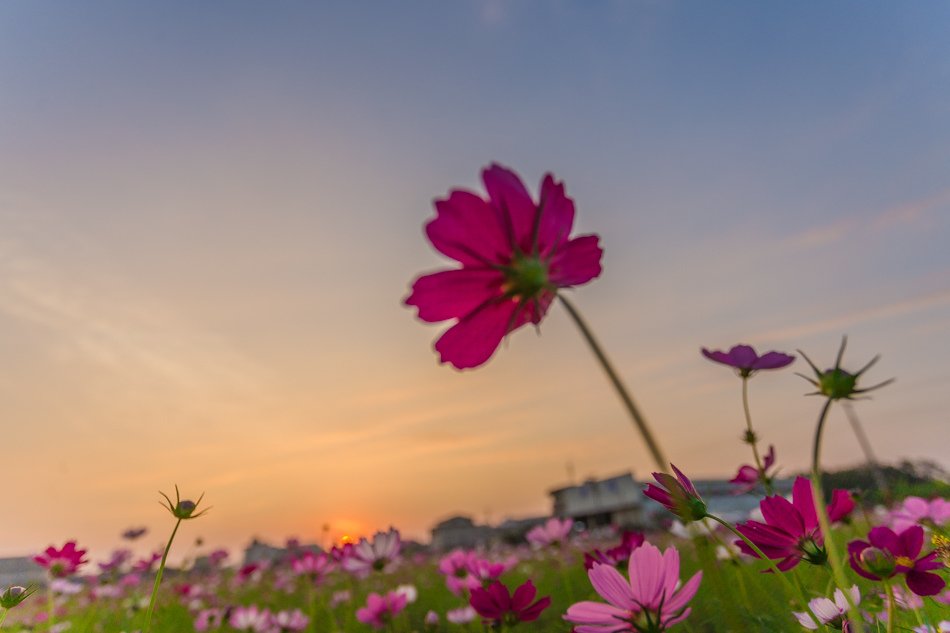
[273,608,309,632]
[342,528,402,576]
[34,541,88,578]
[290,550,333,584]
[194,608,225,632]
[730,445,777,495]
[526,517,574,548]
[564,542,702,632]
[889,496,950,532]
[356,591,408,629]
[584,531,645,570]
[792,586,860,631]
[229,605,274,632]
[446,605,477,624]
[470,580,551,625]
[405,163,603,369]
[848,525,945,596]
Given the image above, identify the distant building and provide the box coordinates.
[430,515,494,551]
[0,556,46,587]
[242,539,321,566]
[549,473,647,529]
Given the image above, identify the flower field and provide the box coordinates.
[3,165,948,633]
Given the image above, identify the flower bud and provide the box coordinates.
[859,547,896,578]
[0,585,36,609]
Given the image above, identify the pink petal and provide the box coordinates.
[548,234,603,287]
[898,525,924,558]
[426,190,512,266]
[760,495,805,537]
[535,174,575,256]
[433,297,527,369]
[564,601,632,628]
[588,563,636,610]
[728,344,758,368]
[791,477,819,531]
[405,268,504,323]
[663,571,702,615]
[510,581,537,612]
[629,543,664,607]
[659,547,681,601]
[482,164,537,254]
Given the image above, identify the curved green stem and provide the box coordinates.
[558,294,668,471]
[0,609,8,629]
[143,517,182,633]
[706,514,809,608]
[810,399,865,633]
[883,580,894,633]
[741,377,773,495]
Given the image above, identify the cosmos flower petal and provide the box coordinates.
[906,570,946,597]
[426,190,511,266]
[547,235,603,287]
[405,268,504,322]
[482,163,537,253]
[433,298,524,369]
[589,562,637,610]
[536,174,576,255]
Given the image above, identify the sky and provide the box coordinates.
[1,1,949,561]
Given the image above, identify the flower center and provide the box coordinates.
[894,555,915,568]
[504,255,549,298]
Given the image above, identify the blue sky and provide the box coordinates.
[1,1,948,557]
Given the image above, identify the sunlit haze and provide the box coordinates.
[2,2,949,562]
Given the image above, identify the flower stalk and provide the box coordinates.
[559,294,668,471]
[741,376,774,495]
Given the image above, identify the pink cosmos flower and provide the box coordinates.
[888,496,950,532]
[730,445,777,495]
[792,585,861,631]
[229,605,275,632]
[34,541,88,578]
[356,590,409,629]
[342,528,402,576]
[273,608,309,632]
[564,542,702,632]
[584,531,645,570]
[643,464,707,523]
[290,550,333,584]
[405,164,603,369]
[470,580,551,626]
[735,477,855,571]
[702,344,795,377]
[526,517,574,548]
[847,525,946,596]
[446,606,477,624]
[194,608,226,632]
[438,549,506,596]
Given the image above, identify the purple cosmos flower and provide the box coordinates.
[470,580,551,626]
[526,517,574,547]
[735,477,855,571]
[34,541,88,578]
[356,591,409,629]
[405,164,603,369]
[564,542,702,632]
[643,464,708,523]
[730,445,777,495]
[848,525,946,596]
[701,344,794,377]
[341,528,402,576]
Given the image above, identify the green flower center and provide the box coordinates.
[504,255,549,298]
[818,368,857,399]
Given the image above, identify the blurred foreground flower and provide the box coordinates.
[342,528,402,576]
[564,542,701,632]
[526,517,574,548]
[356,590,408,629]
[405,163,602,369]
[730,445,776,495]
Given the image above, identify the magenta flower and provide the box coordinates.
[643,464,708,523]
[470,580,551,626]
[273,608,309,632]
[730,445,777,495]
[888,496,950,532]
[229,605,274,632]
[526,517,574,547]
[702,344,794,377]
[584,531,645,570]
[342,528,402,576]
[735,477,855,570]
[564,542,702,632]
[290,550,333,584]
[33,541,88,578]
[405,164,603,369]
[848,525,946,596]
[356,590,409,629]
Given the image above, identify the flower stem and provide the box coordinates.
[741,377,773,495]
[883,580,894,633]
[143,517,182,633]
[706,514,809,608]
[810,399,866,633]
[46,585,54,632]
[0,609,7,629]
[558,294,668,471]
